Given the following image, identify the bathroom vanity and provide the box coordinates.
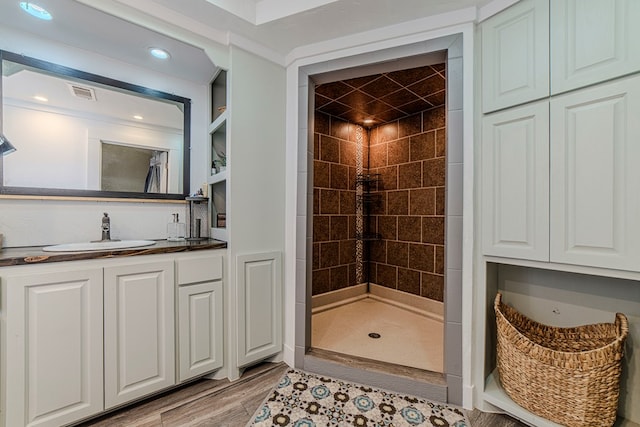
[0,241,230,427]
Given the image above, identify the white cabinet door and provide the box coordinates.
[551,0,640,95]
[104,261,175,409]
[236,252,282,367]
[482,101,550,261]
[178,281,224,381]
[550,74,640,271]
[3,268,103,427]
[481,0,549,113]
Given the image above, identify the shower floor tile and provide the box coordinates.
[311,297,443,372]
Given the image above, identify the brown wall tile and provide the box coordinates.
[312,268,331,295]
[424,106,446,130]
[370,240,387,263]
[398,162,422,189]
[379,166,397,190]
[331,164,349,190]
[377,215,397,240]
[421,273,444,301]
[409,243,435,272]
[387,190,409,215]
[376,264,397,289]
[410,132,435,161]
[320,241,340,268]
[330,216,349,241]
[388,138,410,165]
[410,188,435,215]
[399,113,422,138]
[369,143,387,168]
[313,243,320,270]
[313,216,330,242]
[386,241,408,267]
[320,189,340,214]
[314,189,320,215]
[340,191,355,214]
[341,140,357,166]
[314,160,330,188]
[435,128,446,158]
[397,216,422,242]
[398,268,421,295]
[375,122,399,143]
[423,158,445,187]
[435,245,444,275]
[314,134,320,160]
[331,117,351,140]
[435,187,445,216]
[423,217,445,245]
[315,111,330,135]
[320,136,340,163]
[331,266,349,291]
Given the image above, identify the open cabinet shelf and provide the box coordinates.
[209,68,228,242]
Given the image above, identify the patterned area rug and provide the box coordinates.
[247,369,470,427]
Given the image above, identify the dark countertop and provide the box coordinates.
[0,239,227,267]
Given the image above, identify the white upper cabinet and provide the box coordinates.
[482,101,549,261]
[481,0,549,113]
[550,74,640,271]
[550,0,640,95]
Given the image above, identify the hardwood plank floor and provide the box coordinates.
[76,362,526,427]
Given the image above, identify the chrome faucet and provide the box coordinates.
[101,212,111,241]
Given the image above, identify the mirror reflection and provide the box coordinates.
[1,50,191,199]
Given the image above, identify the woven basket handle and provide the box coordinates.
[615,312,629,341]
[494,292,502,311]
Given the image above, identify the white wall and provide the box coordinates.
[0,27,211,247]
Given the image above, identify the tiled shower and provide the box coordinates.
[311,64,447,370]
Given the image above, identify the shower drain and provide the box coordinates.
[368,332,381,339]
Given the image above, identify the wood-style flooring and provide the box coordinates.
[76,362,527,427]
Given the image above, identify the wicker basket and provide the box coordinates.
[494,293,628,427]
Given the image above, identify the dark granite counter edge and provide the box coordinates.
[0,239,227,267]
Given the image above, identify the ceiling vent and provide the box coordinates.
[68,83,97,101]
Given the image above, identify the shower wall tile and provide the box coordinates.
[423,158,445,187]
[376,122,399,143]
[398,268,421,294]
[386,241,408,267]
[369,144,387,168]
[422,272,444,300]
[378,216,397,240]
[424,105,446,129]
[312,111,359,296]
[423,217,445,244]
[387,191,409,215]
[397,216,421,242]
[435,246,445,275]
[380,166,397,190]
[376,264,397,288]
[409,132,435,161]
[410,188,435,215]
[398,162,422,189]
[388,138,410,165]
[408,243,435,272]
[399,113,422,138]
[436,187,445,216]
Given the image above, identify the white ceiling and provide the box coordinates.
[0,0,497,84]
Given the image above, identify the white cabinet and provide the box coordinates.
[550,74,640,271]
[550,0,640,95]
[178,282,224,381]
[482,101,549,261]
[2,268,103,427]
[176,254,224,381]
[104,261,175,409]
[481,0,549,113]
[236,252,282,367]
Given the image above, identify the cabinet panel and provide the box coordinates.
[4,269,103,427]
[481,0,549,112]
[177,253,223,285]
[551,0,640,95]
[550,74,640,270]
[104,261,175,409]
[482,101,549,261]
[178,281,224,381]
[236,252,282,367]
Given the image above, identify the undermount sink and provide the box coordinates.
[42,240,156,252]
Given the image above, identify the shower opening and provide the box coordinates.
[310,59,447,374]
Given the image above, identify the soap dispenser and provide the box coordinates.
[167,213,186,241]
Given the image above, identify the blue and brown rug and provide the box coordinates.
[247,369,470,426]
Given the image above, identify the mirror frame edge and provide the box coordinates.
[0,49,192,201]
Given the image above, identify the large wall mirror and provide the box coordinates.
[0,50,191,200]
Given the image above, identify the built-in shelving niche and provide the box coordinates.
[482,261,640,426]
[208,68,228,241]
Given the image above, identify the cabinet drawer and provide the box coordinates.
[177,254,223,285]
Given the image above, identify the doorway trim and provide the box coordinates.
[284,24,475,407]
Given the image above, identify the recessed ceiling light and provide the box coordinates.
[363,119,375,124]
[19,2,52,20]
[133,115,144,120]
[149,48,170,60]
[33,95,48,102]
